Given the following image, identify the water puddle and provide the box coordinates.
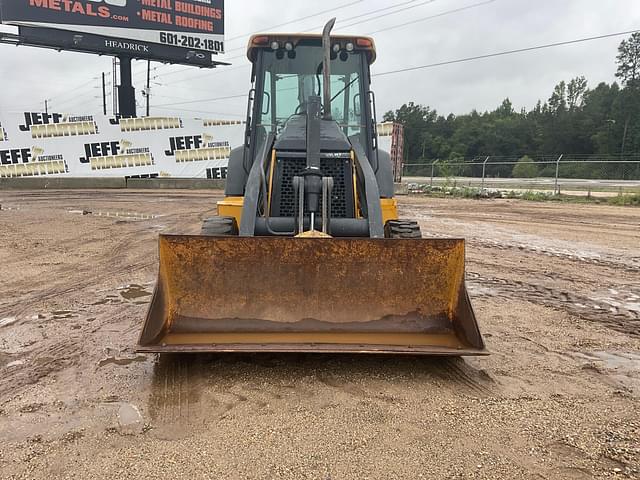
[92,298,121,306]
[0,317,18,328]
[575,351,640,370]
[118,284,152,301]
[588,288,640,317]
[573,351,640,395]
[117,403,144,435]
[466,283,499,297]
[68,209,161,221]
[97,354,147,368]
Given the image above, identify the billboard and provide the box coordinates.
[0,112,399,181]
[0,111,244,179]
[0,0,225,65]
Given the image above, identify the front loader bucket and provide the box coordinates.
[138,235,486,355]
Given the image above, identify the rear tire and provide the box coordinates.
[385,219,422,239]
[201,216,238,236]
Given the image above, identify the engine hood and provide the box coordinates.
[273,115,352,152]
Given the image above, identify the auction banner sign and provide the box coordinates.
[0,111,244,179]
[0,0,225,63]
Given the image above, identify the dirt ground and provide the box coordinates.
[0,190,638,480]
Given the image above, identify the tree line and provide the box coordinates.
[384,33,640,179]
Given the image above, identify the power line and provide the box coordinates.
[154,28,638,110]
[132,0,366,79]
[373,29,640,78]
[223,0,433,56]
[152,0,491,87]
[152,105,245,117]
[303,0,425,33]
[368,0,495,35]
[226,0,365,42]
[153,92,248,107]
[147,0,433,84]
[339,0,436,30]
[46,80,101,105]
[139,0,430,83]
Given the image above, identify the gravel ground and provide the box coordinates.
[0,190,638,479]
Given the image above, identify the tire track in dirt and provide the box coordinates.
[1,231,155,317]
[431,358,495,396]
[467,273,640,338]
[0,339,82,399]
[468,238,640,274]
[420,230,640,275]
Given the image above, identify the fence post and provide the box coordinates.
[430,159,440,187]
[481,156,490,191]
[554,154,564,195]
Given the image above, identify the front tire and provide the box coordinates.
[201,216,238,236]
[384,219,422,239]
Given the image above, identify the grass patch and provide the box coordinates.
[408,184,640,206]
[607,193,640,206]
[503,190,559,201]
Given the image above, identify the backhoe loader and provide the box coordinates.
[137,19,486,355]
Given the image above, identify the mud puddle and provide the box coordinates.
[573,351,640,395]
[0,316,18,327]
[118,284,152,301]
[590,288,640,315]
[97,354,147,368]
[467,273,640,337]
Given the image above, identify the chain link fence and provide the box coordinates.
[403,154,640,194]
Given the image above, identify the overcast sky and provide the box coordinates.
[1,0,639,119]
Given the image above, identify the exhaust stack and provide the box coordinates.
[322,18,336,120]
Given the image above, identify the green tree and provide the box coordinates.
[567,76,588,110]
[381,36,639,171]
[615,33,640,85]
[615,33,640,153]
[512,156,538,178]
[548,81,567,114]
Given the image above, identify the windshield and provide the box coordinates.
[257,45,366,138]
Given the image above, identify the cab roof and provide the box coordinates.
[247,33,376,64]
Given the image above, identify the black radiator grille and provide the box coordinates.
[271,155,354,218]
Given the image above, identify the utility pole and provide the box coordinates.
[146,60,151,117]
[102,72,107,116]
[112,57,119,116]
[44,99,48,114]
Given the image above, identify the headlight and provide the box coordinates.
[345,42,354,52]
[284,42,294,51]
[270,41,280,51]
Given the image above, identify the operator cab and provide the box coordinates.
[246,34,378,161]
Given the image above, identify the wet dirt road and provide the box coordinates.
[0,190,638,479]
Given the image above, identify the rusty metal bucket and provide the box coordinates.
[137,235,486,355]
